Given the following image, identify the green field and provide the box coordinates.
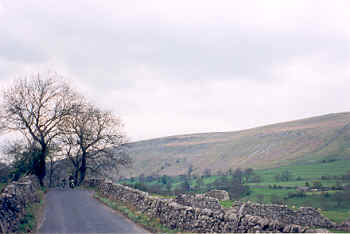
[242,186,350,223]
[243,187,292,202]
[121,154,350,224]
[251,157,350,185]
[240,156,350,224]
[321,210,350,224]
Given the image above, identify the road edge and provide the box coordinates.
[90,190,152,233]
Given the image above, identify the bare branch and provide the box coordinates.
[59,96,130,184]
[0,73,78,185]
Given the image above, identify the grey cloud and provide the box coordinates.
[49,25,350,83]
[1,1,350,140]
[0,37,48,64]
[1,1,349,86]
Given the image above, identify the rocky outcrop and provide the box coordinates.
[205,189,230,201]
[0,176,41,233]
[85,179,333,233]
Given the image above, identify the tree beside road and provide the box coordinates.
[58,96,131,185]
[0,73,130,186]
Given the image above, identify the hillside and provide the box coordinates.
[121,112,350,177]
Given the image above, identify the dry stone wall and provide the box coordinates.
[175,194,222,210]
[85,179,332,233]
[205,189,230,201]
[0,176,41,233]
[337,217,350,232]
[232,201,335,229]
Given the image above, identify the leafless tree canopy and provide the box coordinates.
[0,74,76,185]
[59,97,131,184]
[1,74,74,143]
[1,140,28,163]
[0,73,130,185]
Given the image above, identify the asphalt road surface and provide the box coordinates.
[38,189,147,233]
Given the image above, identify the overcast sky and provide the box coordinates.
[1,0,349,141]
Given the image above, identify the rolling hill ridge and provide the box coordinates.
[121,112,350,178]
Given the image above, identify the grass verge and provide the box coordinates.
[321,210,350,224]
[19,188,45,233]
[328,229,349,233]
[94,192,178,233]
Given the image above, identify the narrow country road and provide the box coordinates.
[38,189,147,233]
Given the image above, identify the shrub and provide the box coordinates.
[287,191,306,198]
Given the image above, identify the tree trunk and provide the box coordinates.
[34,145,47,187]
[74,168,79,186]
[79,152,87,186]
[49,158,54,187]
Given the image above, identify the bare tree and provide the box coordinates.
[243,168,254,183]
[233,168,243,184]
[187,164,193,179]
[203,168,211,177]
[58,98,131,185]
[0,73,76,185]
[46,142,65,187]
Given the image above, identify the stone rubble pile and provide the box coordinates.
[0,176,40,233]
[85,179,335,233]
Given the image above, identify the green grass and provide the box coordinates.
[328,229,350,233]
[94,192,179,233]
[121,155,350,226]
[19,205,37,233]
[238,186,350,224]
[321,210,350,224]
[203,176,219,184]
[240,156,350,225]
[220,200,233,208]
[252,158,350,184]
[19,189,44,233]
[242,187,292,203]
[248,179,344,187]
